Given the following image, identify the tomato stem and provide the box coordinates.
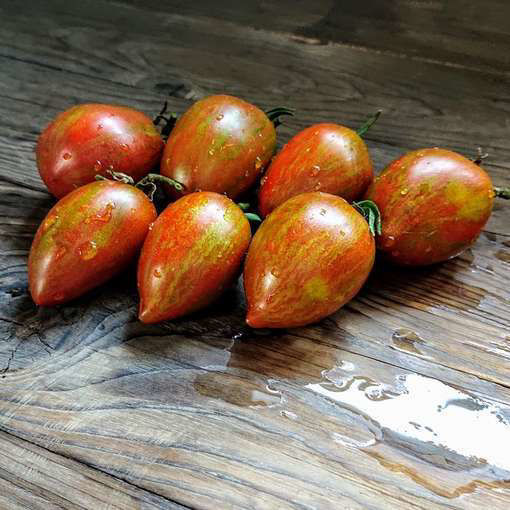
[353,200,382,237]
[473,147,489,166]
[357,110,382,137]
[95,170,135,185]
[265,107,294,128]
[153,100,178,139]
[494,187,510,199]
[136,173,185,200]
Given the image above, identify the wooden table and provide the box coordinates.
[1,1,510,508]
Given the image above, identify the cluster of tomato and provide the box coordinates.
[29,95,506,328]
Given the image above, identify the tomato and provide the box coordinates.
[29,180,156,305]
[138,192,251,323]
[365,148,494,266]
[37,104,164,198]
[160,95,276,200]
[258,123,373,217]
[244,192,375,328]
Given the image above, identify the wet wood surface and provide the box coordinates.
[1,1,510,508]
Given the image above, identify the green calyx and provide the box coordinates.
[357,110,382,137]
[237,202,261,222]
[95,170,134,184]
[353,200,382,237]
[244,212,262,222]
[95,170,184,201]
[136,174,184,200]
[265,106,295,128]
[494,187,510,200]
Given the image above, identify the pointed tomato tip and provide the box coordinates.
[29,285,63,307]
[138,303,158,324]
[246,309,266,329]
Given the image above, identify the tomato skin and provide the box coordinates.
[137,192,252,323]
[365,148,494,266]
[244,192,375,328]
[28,181,157,306]
[37,104,164,198]
[258,123,373,217]
[160,95,276,199]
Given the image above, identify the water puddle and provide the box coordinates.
[391,328,428,357]
[306,369,510,498]
[193,372,283,409]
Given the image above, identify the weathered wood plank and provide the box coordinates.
[1,0,510,508]
[9,0,510,75]
[0,430,186,509]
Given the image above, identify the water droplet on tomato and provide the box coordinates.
[54,244,67,260]
[320,208,327,216]
[149,222,154,231]
[311,165,320,176]
[94,161,102,172]
[120,143,129,150]
[270,268,280,277]
[305,147,311,153]
[314,130,319,135]
[130,208,136,214]
[314,182,321,191]
[208,149,215,156]
[425,246,432,253]
[153,268,162,278]
[400,188,408,196]
[94,202,115,223]
[78,240,98,260]
[255,157,263,170]
[244,169,250,177]
[216,113,224,120]
[62,152,72,160]
[260,175,268,186]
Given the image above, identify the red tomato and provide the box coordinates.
[29,180,156,305]
[258,123,373,217]
[160,95,276,199]
[37,104,164,198]
[138,192,252,323]
[244,192,375,328]
[365,148,494,265]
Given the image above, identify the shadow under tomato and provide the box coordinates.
[362,249,487,314]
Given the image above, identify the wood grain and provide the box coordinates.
[0,430,185,509]
[1,1,510,508]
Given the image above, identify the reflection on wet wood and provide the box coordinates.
[1,1,510,508]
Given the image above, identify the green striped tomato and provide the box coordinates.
[37,104,164,198]
[29,180,156,305]
[160,95,276,199]
[365,148,494,265]
[138,192,251,323]
[244,192,375,328]
[259,123,373,217]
